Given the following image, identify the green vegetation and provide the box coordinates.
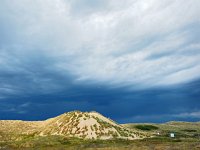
[124,121,200,140]
[182,129,197,132]
[0,135,199,150]
[134,125,159,131]
[1,111,200,149]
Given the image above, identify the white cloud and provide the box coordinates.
[173,111,200,118]
[121,111,200,122]
[0,0,200,93]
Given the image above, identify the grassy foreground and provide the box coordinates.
[1,119,200,149]
[0,135,200,150]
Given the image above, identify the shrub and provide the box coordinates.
[182,129,197,132]
[135,125,159,131]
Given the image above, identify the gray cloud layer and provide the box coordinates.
[0,0,200,97]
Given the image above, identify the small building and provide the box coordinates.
[170,133,175,138]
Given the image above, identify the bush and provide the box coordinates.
[135,125,159,131]
[182,129,197,132]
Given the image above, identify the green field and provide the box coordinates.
[123,121,200,139]
[0,135,200,150]
[1,121,200,150]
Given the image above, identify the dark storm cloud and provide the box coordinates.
[0,79,199,123]
[0,0,200,123]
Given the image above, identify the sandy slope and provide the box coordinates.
[0,111,148,140]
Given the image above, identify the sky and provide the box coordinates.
[0,0,200,123]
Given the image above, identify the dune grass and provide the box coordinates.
[0,135,200,150]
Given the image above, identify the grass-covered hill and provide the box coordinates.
[0,111,200,149]
[0,111,147,142]
[123,121,200,138]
